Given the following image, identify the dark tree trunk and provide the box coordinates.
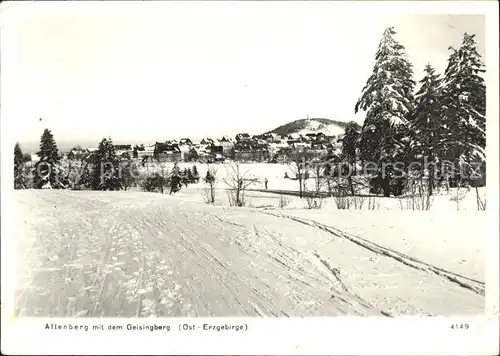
[382,175,391,197]
[348,175,355,196]
[428,160,434,196]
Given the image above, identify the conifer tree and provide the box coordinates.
[181,168,190,187]
[77,161,93,190]
[205,169,215,184]
[32,129,67,189]
[192,165,200,183]
[355,27,416,196]
[14,143,27,189]
[91,138,123,190]
[412,64,444,195]
[440,33,486,186]
[187,167,195,184]
[341,121,362,195]
[169,163,182,194]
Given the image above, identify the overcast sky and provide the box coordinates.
[0,2,485,150]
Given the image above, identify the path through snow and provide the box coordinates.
[13,190,484,317]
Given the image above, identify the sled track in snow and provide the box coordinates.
[261,211,485,296]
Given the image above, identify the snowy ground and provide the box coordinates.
[13,185,484,317]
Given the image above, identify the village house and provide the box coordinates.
[67,148,90,161]
[190,146,211,163]
[235,133,251,142]
[30,153,41,163]
[209,145,225,162]
[134,144,155,160]
[291,141,309,150]
[328,134,344,149]
[179,138,193,146]
[179,145,194,162]
[234,150,268,163]
[200,138,214,146]
[113,144,133,159]
[114,144,132,151]
[310,142,329,151]
[177,138,194,161]
[304,132,328,143]
[286,133,302,145]
[263,133,281,143]
[154,142,181,162]
[217,136,234,158]
[233,140,268,162]
[303,133,317,141]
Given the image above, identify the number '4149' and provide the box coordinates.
[450,324,469,329]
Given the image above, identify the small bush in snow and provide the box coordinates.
[398,190,434,211]
[333,195,350,210]
[227,189,247,207]
[367,196,380,210]
[351,195,367,210]
[222,162,258,207]
[278,194,291,209]
[475,187,486,211]
[449,187,468,211]
[303,195,324,210]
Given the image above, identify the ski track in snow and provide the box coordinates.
[13,190,484,317]
[261,211,485,296]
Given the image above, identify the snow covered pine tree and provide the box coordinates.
[341,121,362,195]
[14,142,27,189]
[440,33,486,188]
[91,138,123,191]
[412,64,445,196]
[32,129,68,189]
[192,165,200,183]
[169,163,182,194]
[355,27,416,197]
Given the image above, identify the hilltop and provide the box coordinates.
[265,118,349,137]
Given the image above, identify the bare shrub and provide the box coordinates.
[475,186,486,211]
[449,186,468,211]
[227,189,246,207]
[278,194,291,209]
[303,194,324,210]
[287,149,310,199]
[333,194,350,210]
[202,188,215,204]
[367,196,380,210]
[398,190,434,211]
[352,195,366,210]
[399,178,434,211]
[222,162,258,207]
[332,195,367,210]
[399,194,434,211]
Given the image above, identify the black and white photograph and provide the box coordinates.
[1,1,498,355]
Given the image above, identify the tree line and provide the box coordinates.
[284,28,485,199]
[14,131,200,193]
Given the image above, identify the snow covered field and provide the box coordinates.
[12,182,485,317]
